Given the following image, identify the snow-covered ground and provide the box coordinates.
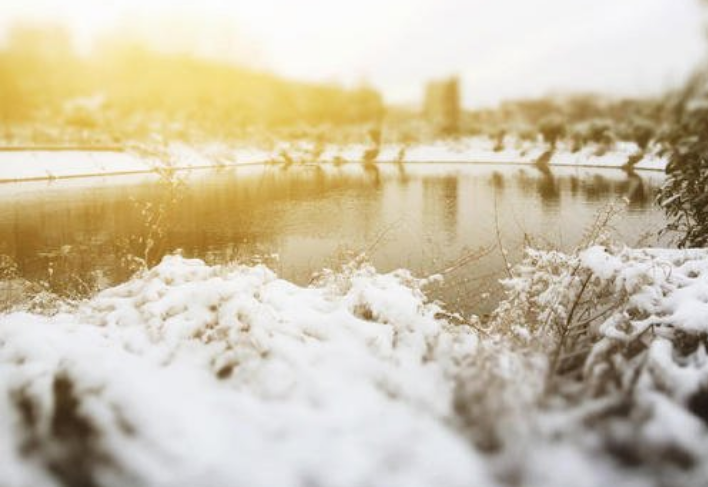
[0,257,488,487]
[0,150,146,182]
[1,245,707,487]
[0,137,667,183]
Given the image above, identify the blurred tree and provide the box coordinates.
[658,72,708,247]
[0,23,387,144]
[657,0,708,247]
[538,116,566,149]
[624,119,655,151]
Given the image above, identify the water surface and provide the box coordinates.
[0,163,668,315]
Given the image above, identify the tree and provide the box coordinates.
[658,73,708,247]
[538,116,566,150]
[625,118,655,151]
[658,0,708,247]
[584,119,615,146]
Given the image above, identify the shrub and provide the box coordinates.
[658,74,708,247]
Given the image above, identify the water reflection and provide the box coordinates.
[490,171,505,191]
[0,164,668,314]
[423,176,458,243]
[512,168,654,210]
[623,174,649,208]
[537,171,560,207]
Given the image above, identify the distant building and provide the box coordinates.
[424,77,461,134]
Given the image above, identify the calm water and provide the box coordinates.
[0,163,668,315]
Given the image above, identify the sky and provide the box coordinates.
[0,0,705,107]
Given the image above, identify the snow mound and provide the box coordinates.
[3,247,708,487]
[485,246,708,487]
[579,247,708,478]
[0,256,488,487]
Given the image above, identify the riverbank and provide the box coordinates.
[0,137,666,183]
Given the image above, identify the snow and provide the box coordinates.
[490,245,708,486]
[2,245,708,486]
[0,150,147,182]
[0,255,489,487]
[0,137,668,183]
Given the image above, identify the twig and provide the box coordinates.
[428,244,497,277]
[546,273,593,389]
[494,192,513,279]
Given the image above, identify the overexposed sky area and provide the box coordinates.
[0,0,705,107]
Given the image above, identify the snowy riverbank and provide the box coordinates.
[0,137,666,183]
[1,245,707,487]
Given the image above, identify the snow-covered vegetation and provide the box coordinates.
[659,70,708,247]
[2,242,708,487]
[0,137,668,184]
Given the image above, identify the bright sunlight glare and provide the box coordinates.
[0,0,704,106]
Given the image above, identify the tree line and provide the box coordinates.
[0,23,384,145]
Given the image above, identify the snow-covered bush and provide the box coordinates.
[3,246,708,487]
[0,255,489,487]
[483,245,708,486]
